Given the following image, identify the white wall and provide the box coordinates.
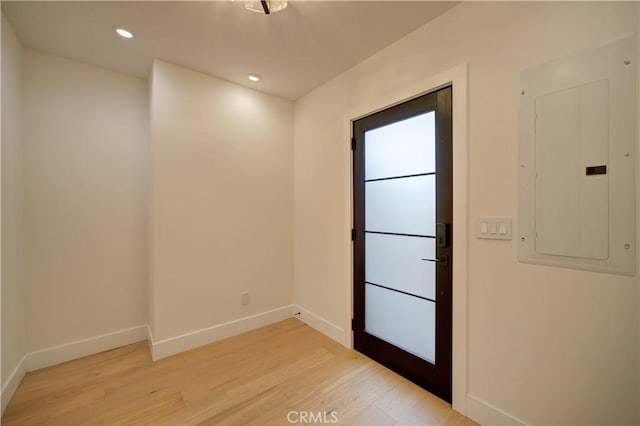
[293,2,639,425]
[23,49,148,352]
[637,6,640,423]
[1,14,26,393]
[150,60,293,347]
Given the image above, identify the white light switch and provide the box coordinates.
[499,223,507,235]
[477,217,512,240]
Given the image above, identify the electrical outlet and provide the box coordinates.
[241,291,250,306]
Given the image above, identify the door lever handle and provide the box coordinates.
[421,256,448,265]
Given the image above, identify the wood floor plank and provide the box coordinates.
[2,319,476,426]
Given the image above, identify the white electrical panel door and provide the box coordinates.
[519,35,636,275]
[534,80,609,260]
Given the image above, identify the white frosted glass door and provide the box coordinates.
[353,87,452,402]
[362,113,438,364]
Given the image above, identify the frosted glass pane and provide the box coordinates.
[365,284,435,363]
[366,175,435,236]
[365,112,436,180]
[365,233,436,300]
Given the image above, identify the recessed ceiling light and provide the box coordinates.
[248,73,261,82]
[115,28,133,39]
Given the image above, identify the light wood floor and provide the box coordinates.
[2,319,476,425]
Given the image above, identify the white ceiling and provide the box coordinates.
[2,1,459,100]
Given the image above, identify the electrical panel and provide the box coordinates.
[519,36,636,275]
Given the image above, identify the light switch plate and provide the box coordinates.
[477,217,512,240]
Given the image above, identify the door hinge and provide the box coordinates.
[351,318,356,331]
[351,229,356,241]
[351,137,356,150]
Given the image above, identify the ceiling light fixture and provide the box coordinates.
[248,73,262,82]
[245,0,287,15]
[115,27,133,39]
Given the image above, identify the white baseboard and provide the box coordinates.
[1,354,27,415]
[151,305,294,361]
[292,304,348,347]
[466,393,528,425]
[26,325,148,372]
[146,324,156,360]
